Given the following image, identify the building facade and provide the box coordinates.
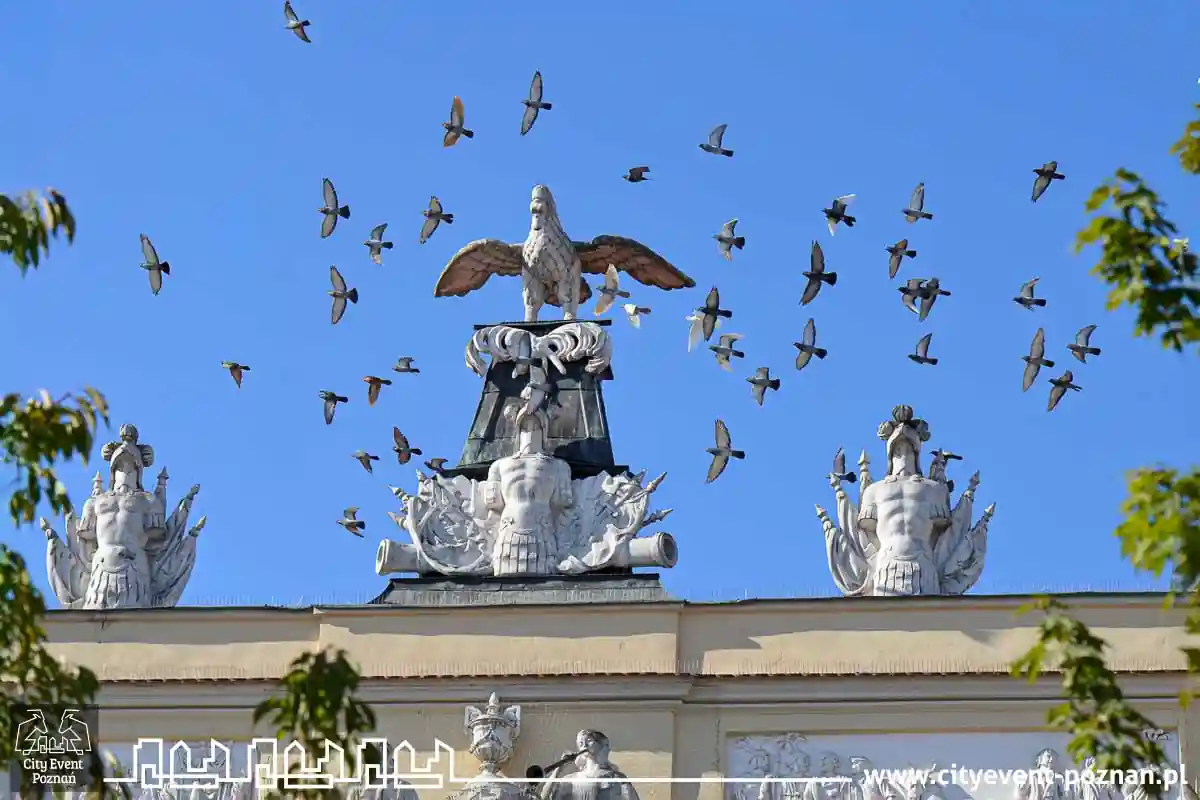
[42,587,1191,800]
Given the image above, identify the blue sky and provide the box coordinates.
[2,2,1196,605]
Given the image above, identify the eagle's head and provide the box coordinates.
[529,184,558,232]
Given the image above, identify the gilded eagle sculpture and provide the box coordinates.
[434,184,695,322]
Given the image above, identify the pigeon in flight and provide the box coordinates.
[1021,328,1055,392]
[898,278,926,315]
[831,447,857,484]
[520,71,551,135]
[696,287,733,342]
[623,166,650,183]
[320,390,348,425]
[931,448,963,463]
[902,182,934,223]
[710,333,745,371]
[363,375,392,406]
[1031,161,1066,203]
[793,317,827,371]
[886,239,917,280]
[423,457,448,475]
[336,507,366,537]
[917,277,950,322]
[714,219,745,260]
[699,124,734,157]
[823,195,856,236]
[706,418,744,484]
[443,96,474,147]
[283,1,311,42]
[363,224,393,265]
[908,332,938,366]
[328,266,358,325]
[392,427,423,465]
[801,240,837,305]
[392,356,420,374]
[1013,277,1047,311]
[1067,325,1102,363]
[353,451,380,474]
[319,178,350,238]
[746,367,780,407]
[593,264,631,315]
[685,312,720,352]
[139,234,170,296]
[420,196,453,244]
[221,361,250,388]
[623,303,651,328]
[1047,370,1082,412]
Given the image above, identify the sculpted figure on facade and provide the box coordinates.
[41,423,206,610]
[376,325,677,578]
[804,752,845,800]
[1013,748,1069,800]
[738,738,901,800]
[540,730,638,800]
[1076,759,1120,800]
[815,405,996,596]
[434,184,693,322]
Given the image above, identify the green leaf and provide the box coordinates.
[1,388,110,525]
[0,189,77,275]
[1010,601,1169,796]
[1074,170,1200,353]
[254,648,377,800]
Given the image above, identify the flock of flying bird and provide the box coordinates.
[688,159,1120,483]
[123,3,1146,508]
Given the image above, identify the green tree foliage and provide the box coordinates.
[3,388,110,524]
[0,187,117,796]
[0,546,109,796]
[1012,103,1200,796]
[0,189,76,273]
[253,648,379,799]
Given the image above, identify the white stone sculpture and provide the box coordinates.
[434,184,693,323]
[729,734,1183,800]
[466,692,522,771]
[540,730,639,800]
[466,321,612,379]
[376,382,676,578]
[41,423,206,610]
[447,693,529,800]
[815,405,995,597]
[1013,748,1068,800]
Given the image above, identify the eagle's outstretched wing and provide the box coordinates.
[433,239,525,297]
[573,235,695,292]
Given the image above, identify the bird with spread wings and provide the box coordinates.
[433,184,695,322]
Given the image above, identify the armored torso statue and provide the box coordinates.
[485,396,574,575]
[42,423,206,610]
[816,405,995,597]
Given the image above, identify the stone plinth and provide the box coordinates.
[370,573,673,606]
[449,319,620,481]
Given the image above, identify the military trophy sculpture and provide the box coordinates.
[375,185,693,580]
[816,405,995,597]
[41,423,206,609]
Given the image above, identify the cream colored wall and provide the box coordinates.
[41,594,1195,798]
